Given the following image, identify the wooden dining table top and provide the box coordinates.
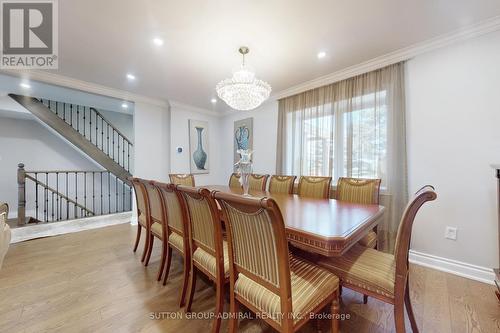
[205,185,385,257]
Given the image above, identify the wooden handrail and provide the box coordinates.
[25,174,95,216]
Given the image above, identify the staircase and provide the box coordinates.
[10,94,134,225]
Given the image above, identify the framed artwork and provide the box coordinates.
[189,119,209,174]
[234,118,253,167]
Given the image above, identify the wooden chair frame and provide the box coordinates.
[154,181,192,307]
[169,173,195,186]
[129,177,152,264]
[297,176,332,199]
[213,191,340,333]
[333,185,437,333]
[268,175,297,194]
[177,185,228,333]
[248,173,270,191]
[142,180,170,281]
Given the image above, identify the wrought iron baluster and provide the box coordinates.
[108,172,111,214]
[56,172,59,221]
[115,176,118,213]
[35,172,38,221]
[75,172,78,218]
[84,172,87,214]
[89,110,92,144]
[76,105,80,133]
[95,113,98,147]
[66,172,69,219]
[100,172,103,215]
[92,172,95,213]
[112,129,115,160]
[45,172,48,222]
[83,107,86,138]
[101,118,104,151]
[69,104,73,127]
[117,133,120,165]
[122,181,125,212]
[107,125,110,156]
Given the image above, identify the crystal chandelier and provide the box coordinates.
[216,47,271,111]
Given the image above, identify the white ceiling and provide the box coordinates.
[49,0,500,112]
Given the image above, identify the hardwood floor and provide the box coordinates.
[0,223,498,333]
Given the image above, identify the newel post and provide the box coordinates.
[17,163,26,226]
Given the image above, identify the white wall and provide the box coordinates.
[0,115,100,218]
[406,30,500,269]
[220,101,279,180]
[170,105,224,185]
[134,102,170,182]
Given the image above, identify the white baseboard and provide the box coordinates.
[409,249,495,285]
[10,211,132,244]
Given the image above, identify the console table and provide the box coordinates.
[492,165,500,301]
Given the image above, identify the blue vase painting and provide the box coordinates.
[189,120,209,173]
[233,118,253,166]
[193,127,207,169]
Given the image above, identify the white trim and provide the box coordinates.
[0,70,168,108]
[169,100,222,117]
[273,15,500,100]
[409,249,495,285]
[10,212,132,243]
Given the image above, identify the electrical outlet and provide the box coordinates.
[445,226,457,240]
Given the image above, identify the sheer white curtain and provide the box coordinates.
[276,63,407,251]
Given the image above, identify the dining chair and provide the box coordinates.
[317,185,437,333]
[0,205,11,270]
[155,182,191,306]
[142,180,169,281]
[248,173,269,191]
[177,186,229,333]
[268,175,297,194]
[214,191,340,333]
[297,176,332,199]
[336,177,382,249]
[169,173,195,186]
[229,173,242,188]
[129,177,151,263]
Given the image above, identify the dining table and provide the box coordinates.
[205,185,385,257]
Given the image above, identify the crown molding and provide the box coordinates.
[273,15,500,100]
[0,69,169,108]
[169,100,223,117]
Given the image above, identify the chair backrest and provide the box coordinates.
[155,182,188,237]
[214,191,292,304]
[394,185,437,279]
[297,176,332,199]
[336,177,381,204]
[129,177,150,225]
[0,203,8,218]
[178,186,224,276]
[143,180,168,240]
[268,175,296,194]
[229,173,241,188]
[169,174,195,187]
[248,174,269,191]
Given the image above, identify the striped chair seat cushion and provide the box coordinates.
[193,241,230,278]
[358,231,377,248]
[317,244,395,298]
[151,222,163,238]
[168,232,184,253]
[138,213,147,227]
[234,255,339,324]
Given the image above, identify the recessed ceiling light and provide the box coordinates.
[153,37,164,46]
[126,73,136,80]
[211,98,217,104]
[121,103,128,109]
[19,83,31,89]
[317,51,326,59]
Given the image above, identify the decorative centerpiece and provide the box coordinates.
[234,149,253,196]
